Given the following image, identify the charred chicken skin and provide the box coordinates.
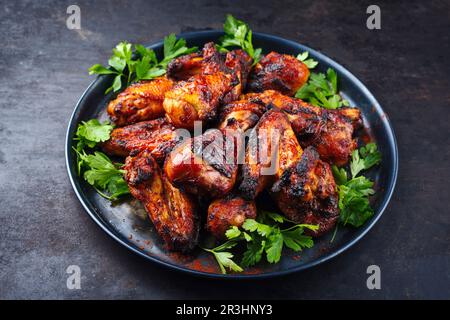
[248,52,310,96]
[271,146,339,237]
[245,90,361,165]
[107,77,174,126]
[101,118,182,162]
[218,99,269,132]
[124,150,199,251]
[207,194,257,239]
[239,110,303,200]
[164,129,239,198]
[164,43,252,129]
[163,72,236,130]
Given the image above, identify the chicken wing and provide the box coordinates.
[101,118,182,162]
[245,90,361,166]
[218,99,269,132]
[164,129,238,198]
[271,146,339,237]
[124,150,199,251]
[164,44,252,129]
[207,194,257,239]
[239,110,303,200]
[107,77,174,126]
[248,52,309,96]
[163,72,236,130]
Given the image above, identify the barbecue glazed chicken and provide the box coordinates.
[239,110,303,200]
[164,43,252,129]
[164,129,239,198]
[271,146,339,237]
[107,77,174,126]
[101,118,182,162]
[244,90,362,165]
[248,52,310,96]
[207,194,257,239]
[124,150,199,251]
[99,41,363,251]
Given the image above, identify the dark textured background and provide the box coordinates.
[0,0,449,299]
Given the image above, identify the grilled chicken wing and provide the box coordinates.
[248,52,309,96]
[207,194,257,239]
[245,90,361,165]
[124,150,199,251]
[107,77,174,126]
[164,129,239,198]
[101,118,182,162]
[271,146,339,237]
[164,43,252,129]
[239,110,303,200]
[218,99,269,132]
[163,72,236,130]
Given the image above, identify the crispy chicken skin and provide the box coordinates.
[107,77,174,126]
[163,72,235,130]
[239,110,303,200]
[164,129,238,198]
[271,146,339,237]
[101,118,181,162]
[207,194,257,239]
[218,99,269,132]
[248,52,309,96]
[245,90,361,165]
[164,44,252,129]
[124,150,199,251]
[166,52,204,81]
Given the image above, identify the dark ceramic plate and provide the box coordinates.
[65,31,398,278]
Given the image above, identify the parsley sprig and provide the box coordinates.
[203,211,318,274]
[295,68,350,109]
[332,143,382,227]
[89,34,197,94]
[296,51,318,69]
[73,119,130,201]
[218,14,262,65]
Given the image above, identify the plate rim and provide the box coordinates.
[65,30,399,279]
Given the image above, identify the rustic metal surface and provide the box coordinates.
[0,0,448,299]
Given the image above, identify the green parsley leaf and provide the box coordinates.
[265,229,284,263]
[242,219,272,237]
[281,227,314,251]
[219,14,262,64]
[75,150,129,201]
[332,143,381,228]
[296,51,318,69]
[212,251,243,274]
[225,226,242,239]
[295,68,348,109]
[89,37,197,94]
[241,239,265,267]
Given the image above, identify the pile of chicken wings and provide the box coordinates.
[101,42,362,252]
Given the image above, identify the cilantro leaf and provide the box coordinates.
[219,14,262,64]
[225,226,241,239]
[242,219,272,237]
[350,142,382,178]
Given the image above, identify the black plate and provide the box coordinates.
[65,31,398,278]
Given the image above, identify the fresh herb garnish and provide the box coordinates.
[332,143,382,227]
[73,119,130,201]
[296,51,318,69]
[295,68,350,109]
[218,14,262,64]
[89,34,197,94]
[203,211,317,274]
